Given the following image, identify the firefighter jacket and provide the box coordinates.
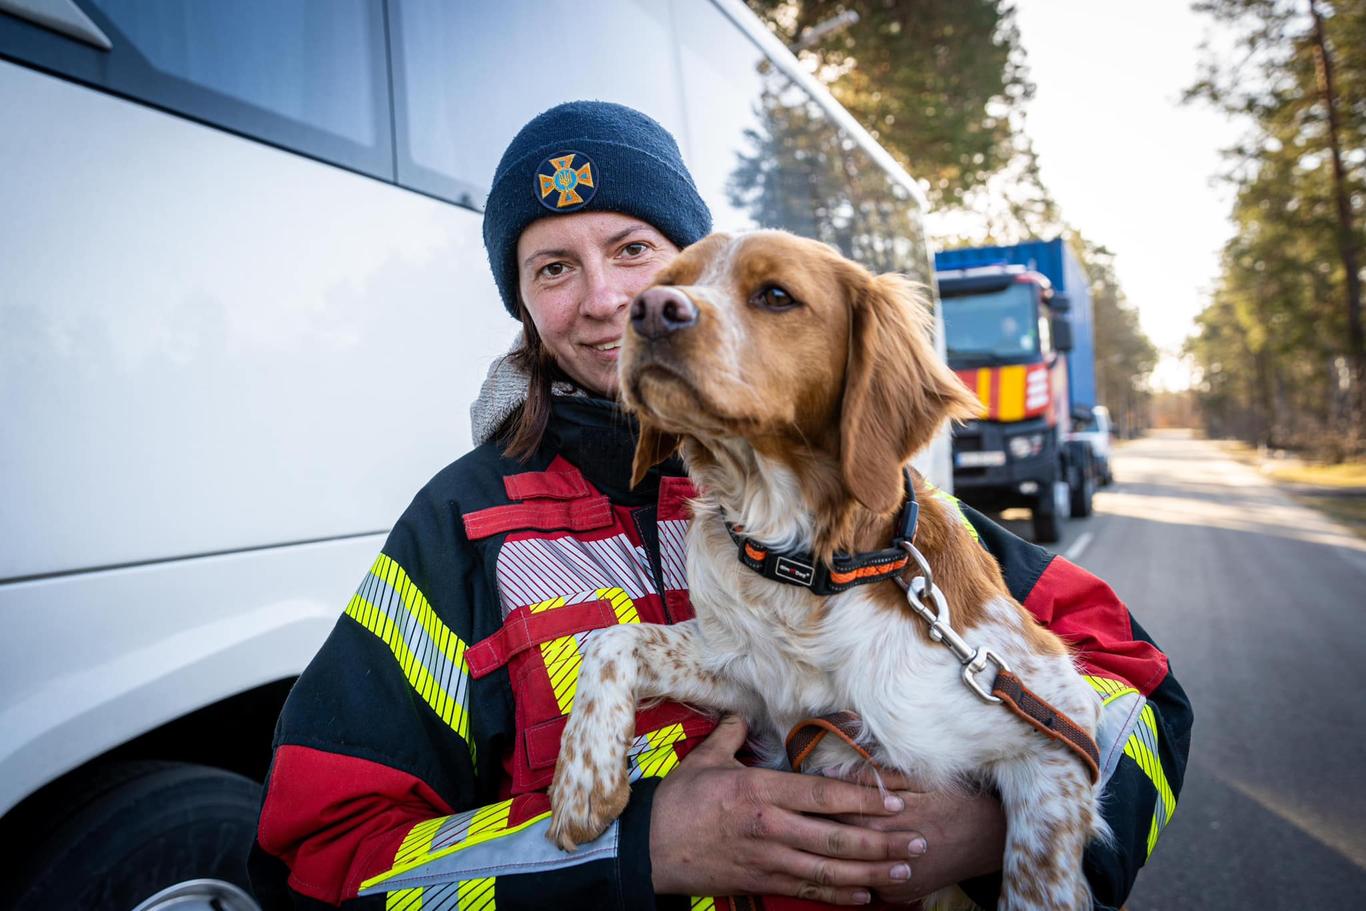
[250,394,1192,911]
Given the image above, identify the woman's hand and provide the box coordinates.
[649,716,927,905]
[826,769,1006,904]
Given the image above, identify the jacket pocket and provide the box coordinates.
[467,591,714,794]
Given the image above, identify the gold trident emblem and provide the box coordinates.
[539,154,594,208]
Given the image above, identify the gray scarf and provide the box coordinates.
[469,347,585,446]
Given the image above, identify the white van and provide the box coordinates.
[1071,405,1115,487]
[0,2,949,908]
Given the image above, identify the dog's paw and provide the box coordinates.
[546,751,630,852]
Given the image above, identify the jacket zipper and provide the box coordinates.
[631,505,673,624]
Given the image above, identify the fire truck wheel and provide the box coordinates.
[4,761,263,911]
[1069,460,1095,518]
[1032,494,1063,543]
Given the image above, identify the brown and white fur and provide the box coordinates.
[547,231,1107,910]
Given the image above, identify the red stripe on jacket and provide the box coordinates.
[1025,556,1169,695]
[257,745,454,904]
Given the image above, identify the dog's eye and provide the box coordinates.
[749,285,800,311]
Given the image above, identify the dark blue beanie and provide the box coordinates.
[483,101,713,318]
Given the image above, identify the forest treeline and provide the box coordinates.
[744,0,1157,436]
[1185,0,1364,458]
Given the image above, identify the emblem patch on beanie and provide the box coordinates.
[535,152,596,211]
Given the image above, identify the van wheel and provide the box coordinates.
[5,761,262,911]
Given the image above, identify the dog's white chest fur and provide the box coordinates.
[684,501,1068,785]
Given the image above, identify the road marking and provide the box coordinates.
[1065,531,1094,563]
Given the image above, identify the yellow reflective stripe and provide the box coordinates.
[541,634,584,714]
[345,590,472,752]
[528,595,567,614]
[387,887,422,910]
[596,586,640,624]
[691,898,717,911]
[634,723,686,778]
[524,591,627,714]
[997,365,1026,421]
[375,553,469,673]
[1084,674,1139,706]
[468,800,513,838]
[975,368,992,417]
[1141,702,1161,742]
[646,723,687,749]
[458,877,496,911]
[362,800,552,892]
[532,590,640,713]
[1127,706,1176,817]
[1124,704,1176,858]
[923,481,980,543]
[394,816,447,866]
[382,815,449,910]
[635,746,679,778]
[345,554,473,756]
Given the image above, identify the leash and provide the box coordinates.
[784,711,875,772]
[889,542,1099,783]
[745,473,1101,783]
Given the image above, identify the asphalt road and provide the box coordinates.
[992,430,1366,908]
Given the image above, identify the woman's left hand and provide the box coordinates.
[825,769,1006,904]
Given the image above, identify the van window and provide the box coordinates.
[730,76,863,251]
[841,141,933,285]
[673,0,772,233]
[0,0,391,177]
[390,0,686,209]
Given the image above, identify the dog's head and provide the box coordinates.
[620,230,979,519]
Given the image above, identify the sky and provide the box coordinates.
[1010,0,1247,391]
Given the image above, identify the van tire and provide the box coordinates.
[4,761,262,911]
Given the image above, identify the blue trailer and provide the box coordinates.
[934,238,1099,543]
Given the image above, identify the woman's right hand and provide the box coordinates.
[648,716,927,905]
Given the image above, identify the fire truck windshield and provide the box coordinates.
[943,283,1040,361]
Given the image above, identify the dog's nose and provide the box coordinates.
[630,287,698,339]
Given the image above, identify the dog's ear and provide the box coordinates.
[630,422,681,488]
[840,272,981,514]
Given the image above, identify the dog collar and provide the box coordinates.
[727,469,920,596]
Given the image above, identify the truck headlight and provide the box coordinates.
[1008,433,1045,460]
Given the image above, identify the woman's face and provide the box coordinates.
[517,211,680,398]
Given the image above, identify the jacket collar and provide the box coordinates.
[543,396,685,506]
[469,351,684,505]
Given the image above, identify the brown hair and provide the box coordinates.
[499,302,567,461]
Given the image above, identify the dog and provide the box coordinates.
[547,231,1107,910]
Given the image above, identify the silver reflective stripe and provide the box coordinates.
[1086,677,1147,787]
[0,0,112,49]
[1132,705,1173,837]
[358,816,621,895]
[359,568,471,721]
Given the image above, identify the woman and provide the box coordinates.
[251,102,1191,910]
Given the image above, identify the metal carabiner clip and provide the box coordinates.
[962,647,1008,704]
[897,541,1010,705]
[907,574,950,639]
